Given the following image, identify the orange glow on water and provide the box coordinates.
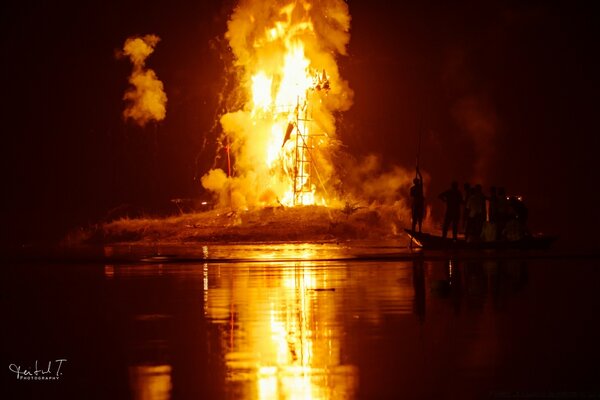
[204,262,360,399]
[128,364,172,400]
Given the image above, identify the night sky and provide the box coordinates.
[1,0,598,247]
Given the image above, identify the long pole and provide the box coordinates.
[410,119,423,249]
[294,96,300,205]
[415,119,423,177]
[226,135,232,209]
[226,136,231,178]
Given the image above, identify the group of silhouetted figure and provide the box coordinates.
[409,168,529,242]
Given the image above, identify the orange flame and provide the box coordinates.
[202,0,352,209]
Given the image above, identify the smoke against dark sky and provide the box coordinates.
[1,0,598,246]
[120,34,167,127]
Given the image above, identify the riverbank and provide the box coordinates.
[66,204,410,246]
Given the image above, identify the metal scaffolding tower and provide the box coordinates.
[283,72,331,206]
[293,99,313,205]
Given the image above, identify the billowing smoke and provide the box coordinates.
[338,154,413,203]
[202,0,353,209]
[120,34,167,127]
[344,154,429,213]
[332,153,433,234]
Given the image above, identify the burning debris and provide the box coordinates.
[120,34,167,127]
[202,0,353,209]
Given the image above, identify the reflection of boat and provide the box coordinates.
[405,229,557,250]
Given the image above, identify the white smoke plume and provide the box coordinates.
[120,34,167,127]
[337,153,429,211]
[343,155,415,202]
[202,0,353,209]
[332,152,435,234]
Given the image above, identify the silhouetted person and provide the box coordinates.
[482,186,499,241]
[510,196,529,225]
[503,195,529,241]
[410,168,425,233]
[487,186,498,223]
[439,181,463,240]
[503,214,526,241]
[496,187,509,239]
[466,184,486,241]
[462,183,472,234]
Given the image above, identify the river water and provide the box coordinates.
[4,245,600,399]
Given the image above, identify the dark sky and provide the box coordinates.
[1,0,598,247]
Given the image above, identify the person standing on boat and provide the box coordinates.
[462,183,472,234]
[466,184,486,241]
[504,195,529,241]
[496,187,510,239]
[487,186,499,224]
[481,186,500,241]
[438,181,463,240]
[410,168,425,233]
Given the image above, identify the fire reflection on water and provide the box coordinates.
[204,262,358,400]
[128,364,172,400]
[102,249,522,399]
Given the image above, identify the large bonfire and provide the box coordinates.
[73,0,417,247]
[202,0,353,209]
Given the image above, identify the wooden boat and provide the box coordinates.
[405,229,557,251]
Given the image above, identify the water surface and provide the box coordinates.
[4,248,600,399]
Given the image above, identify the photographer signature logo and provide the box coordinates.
[8,359,67,381]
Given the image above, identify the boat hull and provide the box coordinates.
[405,229,557,251]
